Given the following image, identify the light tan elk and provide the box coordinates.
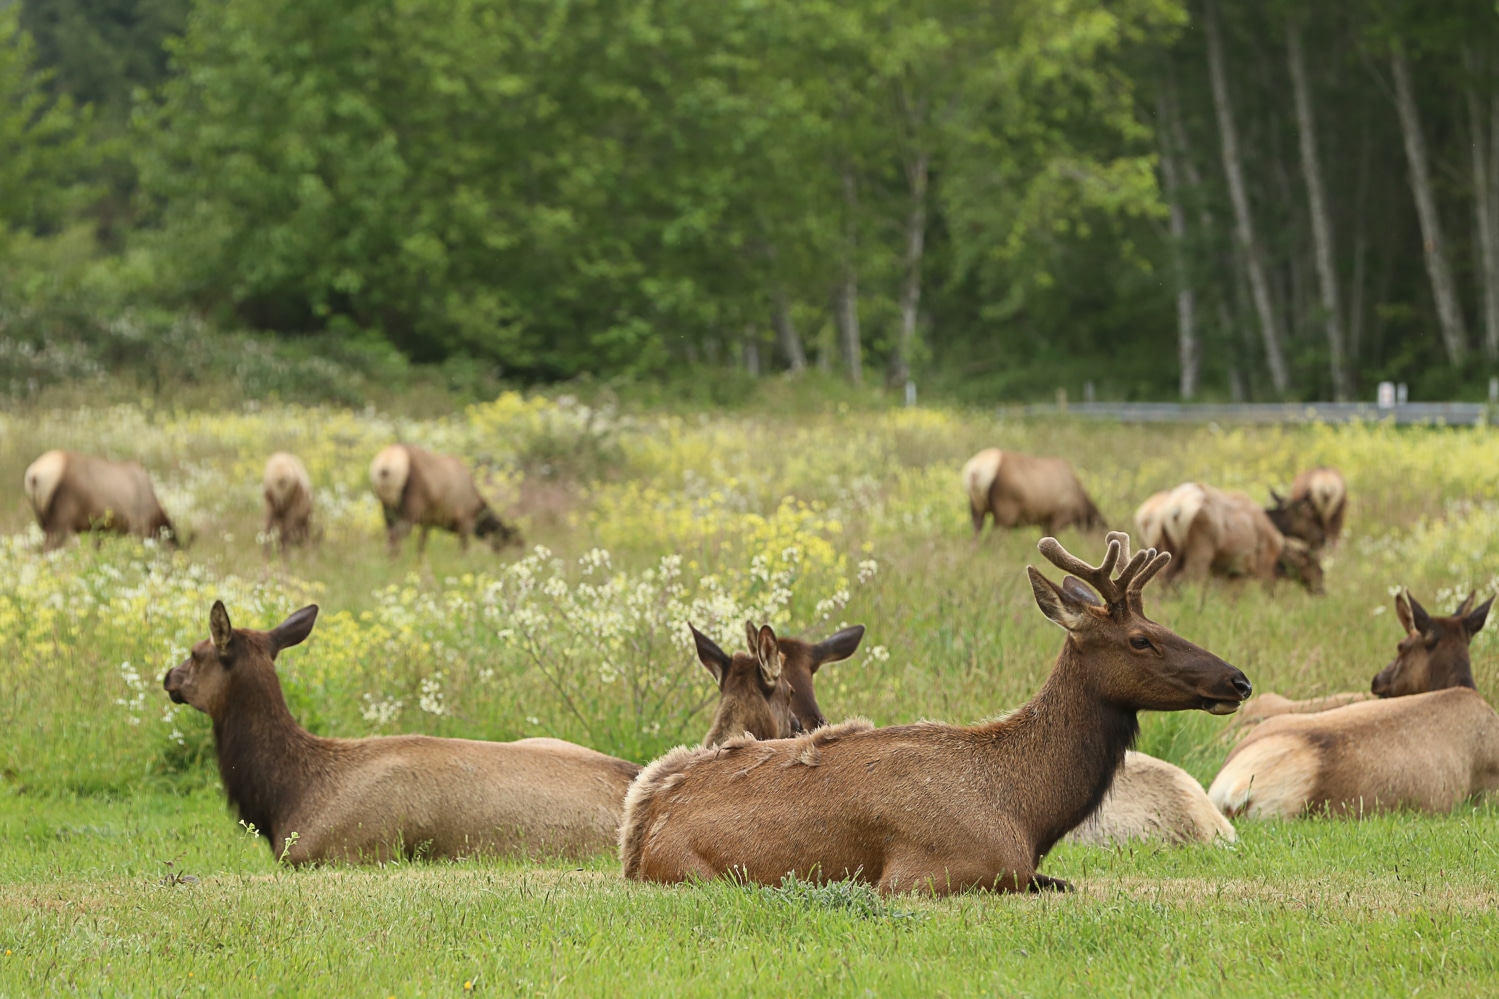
[1066,752,1234,847]
[620,533,1251,894]
[263,452,314,553]
[23,450,178,552]
[1290,466,1347,547]
[691,621,866,747]
[1134,483,1323,594]
[369,443,520,556]
[163,602,639,864]
[1209,590,1498,819]
[962,448,1105,536]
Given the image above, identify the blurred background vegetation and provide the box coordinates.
[3,0,1499,405]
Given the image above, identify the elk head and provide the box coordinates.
[694,622,798,747]
[1028,531,1252,714]
[163,601,319,717]
[775,624,865,731]
[1266,489,1327,550]
[1371,590,1492,697]
[1275,537,1325,594]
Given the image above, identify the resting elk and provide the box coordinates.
[1209,590,1499,819]
[163,601,640,863]
[23,450,178,551]
[369,443,521,557]
[691,621,866,747]
[696,621,1231,846]
[1134,483,1323,594]
[962,448,1105,537]
[1290,466,1347,547]
[263,452,314,554]
[620,532,1251,895]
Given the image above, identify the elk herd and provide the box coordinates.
[16,436,1499,896]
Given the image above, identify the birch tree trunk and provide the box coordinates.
[1205,0,1290,394]
[1464,48,1499,360]
[892,150,928,388]
[1158,84,1199,399]
[772,290,807,372]
[1391,43,1469,365]
[836,167,863,385]
[1287,19,1350,399]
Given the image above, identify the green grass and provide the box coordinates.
[3,391,1499,995]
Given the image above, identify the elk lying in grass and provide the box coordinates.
[1134,483,1323,594]
[24,450,178,552]
[369,443,521,557]
[1291,466,1346,547]
[263,452,314,554]
[962,448,1105,537]
[1209,590,1497,819]
[691,621,866,746]
[620,532,1251,894]
[164,602,639,864]
[1066,752,1234,847]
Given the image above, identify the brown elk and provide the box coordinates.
[620,532,1251,895]
[1209,590,1498,819]
[962,448,1105,537]
[369,443,521,557]
[263,452,314,554]
[163,601,639,864]
[23,450,178,552]
[1290,466,1347,547]
[1133,483,1323,594]
[691,621,866,747]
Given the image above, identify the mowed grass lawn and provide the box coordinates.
[2,388,1499,996]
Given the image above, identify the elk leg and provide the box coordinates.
[387,520,413,558]
[970,505,987,537]
[1027,873,1072,893]
[416,525,431,556]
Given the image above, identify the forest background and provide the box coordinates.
[4,0,1499,405]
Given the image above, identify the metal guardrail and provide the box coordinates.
[1015,401,1491,426]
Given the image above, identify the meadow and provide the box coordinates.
[2,382,1499,996]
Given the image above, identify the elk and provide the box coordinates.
[23,450,178,552]
[1133,483,1323,594]
[369,443,521,557]
[691,621,866,747]
[1066,752,1235,847]
[1290,466,1347,547]
[962,447,1105,537]
[1209,590,1498,819]
[263,452,314,554]
[163,601,640,864]
[1264,490,1327,551]
[620,532,1251,895]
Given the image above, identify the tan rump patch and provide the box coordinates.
[369,445,411,508]
[961,449,1004,509]
[23,450,67,516]
[1208,733,1318,820]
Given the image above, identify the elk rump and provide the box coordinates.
[369,443,520,556]
[263,452,314,552]
[24,450,177,551]
[962,448,1104,536]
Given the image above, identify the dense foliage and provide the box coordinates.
[9,0,1499,399]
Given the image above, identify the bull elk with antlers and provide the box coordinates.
[1209,590,1499,819]
[620,533,1250,894]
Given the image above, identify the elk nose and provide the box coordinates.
[1230,675,1253,700]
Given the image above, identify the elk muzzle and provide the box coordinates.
[163,663,187,704]
[1201,666,1253,715]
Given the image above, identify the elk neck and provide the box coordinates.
[976,636,1139,858]
[211,664,329,848]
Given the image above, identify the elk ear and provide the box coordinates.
[1028,567,1090,631]
[810,624,865,672]
[1395,590,1416,635]
[1269,489,1285,507]
[1465,596,1494,637]
[755,624,783,686]
[691,624,731,687]
[270,605,319,655]
[1456,591,1478,616]
[1409,593,1433,636]
[210,601,233,658]
[1061,576,1104,608]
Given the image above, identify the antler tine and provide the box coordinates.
[1128,550,1172,594]
[1037,535,1124,602]
[1112,548,1152,592]
[1106,530,1131,565]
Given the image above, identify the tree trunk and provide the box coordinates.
[742,325,761,376]
[1205,0,1290,394]
[1391,43,1468,365]
[836,167,863,385]
[772,290,807,372]
[1158,84,1199,400]
[1464,48,1499,360]
[1287,19,1350,399]
[893,151,928,388]
[1347,98,1372,375]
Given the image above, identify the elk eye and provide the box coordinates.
[1129,636,1153,651]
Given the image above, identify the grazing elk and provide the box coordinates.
[164,601,640,864]
[369,443,520,557]
[263,452,314,554]
[962,448,1105,537]
[23,450,177,552]
[1133,483,1323,594]
[691,621,866,747]
[1264,490,1327,551]
[1209,590,1498,819]
[620,532,1251,895]
[1291,466,1347,547]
